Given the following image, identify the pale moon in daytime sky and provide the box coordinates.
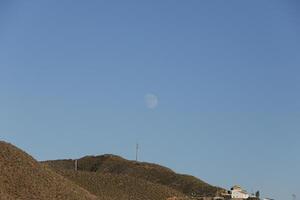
[145,93,158,109]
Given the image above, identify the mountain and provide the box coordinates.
[0,141,99,200]
[43,154,223,199]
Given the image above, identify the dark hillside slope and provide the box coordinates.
[44,154,223,197]
[0,141,100,200]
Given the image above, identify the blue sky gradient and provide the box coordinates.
[0,1,300,199]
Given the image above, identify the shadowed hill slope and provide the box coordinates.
[0,141,101,200]
[44,154,223,198]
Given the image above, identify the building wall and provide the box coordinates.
[231,190,249,199]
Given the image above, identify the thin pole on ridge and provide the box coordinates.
[136,143,139,162]
[75,159,78,171]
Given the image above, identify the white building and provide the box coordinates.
[230,185,249,199]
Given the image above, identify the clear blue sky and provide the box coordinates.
[0,1,299,199]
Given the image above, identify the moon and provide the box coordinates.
[145,93,158,109]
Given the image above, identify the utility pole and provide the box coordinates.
[136,143,139,162]
[75,159,78,171]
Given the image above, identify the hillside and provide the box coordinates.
[43,154,223,198]
[52,169,186,200]
[0,141,100,200]
[0,140,222,200]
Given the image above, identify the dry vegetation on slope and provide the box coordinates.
[53,170,186,200]
[0,140,222,200]
[44,154,222,198]
[0,141,100,200]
